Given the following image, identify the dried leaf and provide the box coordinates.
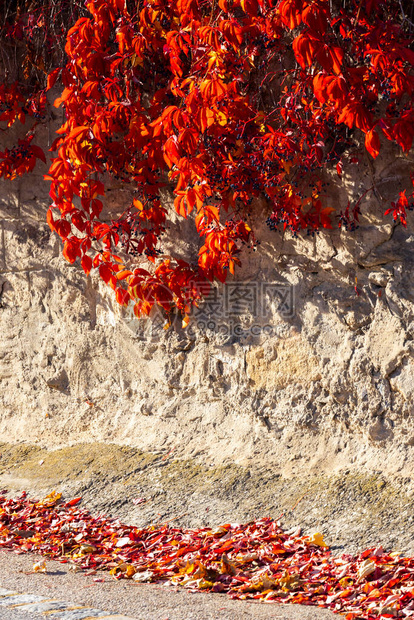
[132,570,154,582]
[357,559,376,581]
[33,560,47,573]
[307,532,328,547]
[79,544,97,555]
[1,492,413,619]
[116,537,132,548]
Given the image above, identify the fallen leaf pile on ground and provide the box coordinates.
[1,492,414,619]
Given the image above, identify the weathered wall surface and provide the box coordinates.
[1,116,414,478]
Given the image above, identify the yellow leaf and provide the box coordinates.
[126,565,136,578]
[220,554,237,576]
[216,111,227,126]
[33,560,47,573]
[279,571,302,591]
[207,52,218,72]
[35,491,62,508]
[339,576,354,588]
[197,578,214,589]
[79,544,97,555]
[110,563,136,578]
[183,562,196,574]
[307,532,328,547]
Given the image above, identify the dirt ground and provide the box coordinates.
[1,441,414,558]
[0,549,339,620]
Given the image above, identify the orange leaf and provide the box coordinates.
[62,240,78,264]
[365,128,381,159]
[292,32,319,69]
[47,208,56,232]
[47,68,61,91]
[163,136,181,168]
[320,207,335,229]
[116,288,131,306]
[279,0,302,29]
[174,193,188,218]
[116,269,133,280]
[66,125,90,141]
[199,108,215,133]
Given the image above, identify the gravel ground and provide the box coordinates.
[0,550,337,620]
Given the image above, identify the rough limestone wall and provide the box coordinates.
[1,111,414,477]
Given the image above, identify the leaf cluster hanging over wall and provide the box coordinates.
[1,0,414,321]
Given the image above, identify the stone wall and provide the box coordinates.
[1,113,414,478]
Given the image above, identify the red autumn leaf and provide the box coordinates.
[199,78,227,101]
[53,86,73,108]
[116,269,132,280]
[47,208,56,232]
[365,128,381,159]
[385,190,409,226]
[174,192,188,218]
[66,496,82,506]
[292,32,319,69]
[392,113,414,152]
[81,254,93,275]
[163,136,181,168]
[316,45,344,75]
[72,210,86,232]
[48,158,64,177]
[337,102,372,133]
[62,239,79,263]
[99,264,113,284]
[178,128,198,154]
[30,145,47,164]
[81,81,102,100]
[198,107,215,133]
[302,1,330,34]
[278,0,302,29]
[66,125,90,142]
[55,219,71,238]
[115,287,131,306]
[170,55,184,78]
[46,67,61,91]
[220,20,243,49]
[186,188,197,213]
[320,206,335,228]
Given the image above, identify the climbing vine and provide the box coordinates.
[1,0,414,322]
